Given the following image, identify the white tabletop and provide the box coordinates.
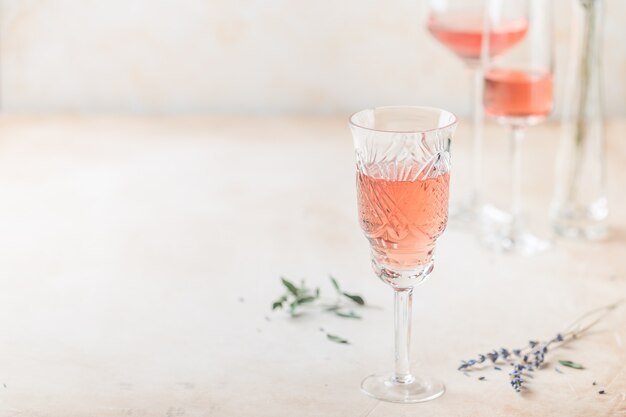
[0,115,624,416]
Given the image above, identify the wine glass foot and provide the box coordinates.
[480,203,510,224]
[360,373,445,403]
[483,229,551,255]
[480,205,552,255]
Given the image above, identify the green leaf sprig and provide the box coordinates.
[271,275,367,344]
[272,276,366,318]
[328,276,364,319]
[271,277,321,316]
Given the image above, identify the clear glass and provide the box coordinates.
[426,0,527,225]
[551,0,607,240]
[349,106,457,403]
[481,0,554,255]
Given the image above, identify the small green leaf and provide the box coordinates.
[315,287,320,298]
[271,295,287,310]
[325,305,340,311]
[342,292,365,305]
[329,276,341,294]
[335,310,361,319]
[327,333,349,344]
[289,301,300,316]
[281,277,299,296]
[296,296,316,304]
[559,360,584,369]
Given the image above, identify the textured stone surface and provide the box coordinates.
[0,115,623,416]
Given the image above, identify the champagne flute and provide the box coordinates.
[482,0,553,254]
[349,106,456,403]
[426,0,528,223]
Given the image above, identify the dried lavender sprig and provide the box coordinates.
[459,338,557,374]
[459,300,622,371]
[458,300,623,392]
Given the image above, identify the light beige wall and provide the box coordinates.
[1,0,624,116]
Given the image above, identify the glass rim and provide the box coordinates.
[348,105,458,134]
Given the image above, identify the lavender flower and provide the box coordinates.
[457,300,623,392]
[509,364,527,392]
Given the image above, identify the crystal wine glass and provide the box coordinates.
[481,0,553,254]
[426,0,528,223]
[349,106,457,403]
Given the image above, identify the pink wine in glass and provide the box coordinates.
[357,166,449,268]
[427,14,528,62]
[484,68,553,120]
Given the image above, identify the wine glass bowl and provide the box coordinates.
[349,106,456,402]
[484,67,553,125]
[427,6,528,68]
[358,164,448,289]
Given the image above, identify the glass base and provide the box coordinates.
[481,205,551,255]
[481,203,510,224]
[360,373,445,404]
[483,229,551,255]
[553,221,608,240]
[552,198,608,240]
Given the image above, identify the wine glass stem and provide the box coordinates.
[393,288,414,384]
[470,66,484,211]
[510,124,525,237]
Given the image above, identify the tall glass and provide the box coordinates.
[482,0,554,255]
[426,0,527,223]
[349,106,456,403]
[551,0,607,240]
